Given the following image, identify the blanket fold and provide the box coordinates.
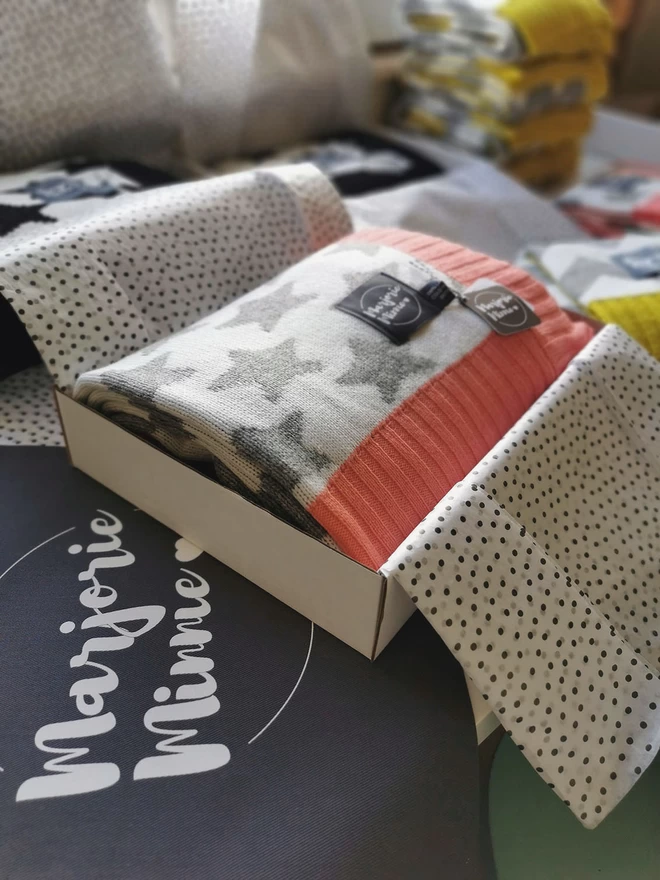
[74,228,591,568]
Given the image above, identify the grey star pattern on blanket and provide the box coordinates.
[209,338,323,403]
[100,353,198,444]
[233,411,332,485]
[337,336,436,404]
[226,411,333,540]
[73,238,474,555]
[102,353,196,406]
[215,283,315,334]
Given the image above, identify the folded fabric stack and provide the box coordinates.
[526,234,660,358]
[74,229,591,569]
[396,0,613,185]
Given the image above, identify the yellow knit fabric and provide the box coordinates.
[586,294,660,360]
[479,54,608,98]
[402,107,449,137]
[474,105,592,152]
[408,13,450,32]
[498,0,614,58]
[504,140,580,185]
[405,54,608,119]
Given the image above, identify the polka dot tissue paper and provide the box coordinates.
[0,164,351,389]
[382,324,660,828]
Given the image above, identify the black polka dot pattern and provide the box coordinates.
[0,366,63,446]
[384,326,660,828]
[0,165,351,389]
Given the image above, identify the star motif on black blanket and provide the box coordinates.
[215,283,314,334]
[8,176,121,203]
[336,336,436,404]
[0,202,56,237]
[209,338,323,403]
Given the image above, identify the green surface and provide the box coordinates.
[490,736,660,880]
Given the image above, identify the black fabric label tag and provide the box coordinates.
[460,280,541,336]
[335,273,455,344]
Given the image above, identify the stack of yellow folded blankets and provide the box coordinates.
[396,0,614,186]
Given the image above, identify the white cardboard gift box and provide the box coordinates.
[55,389,497,742]
[55,390,415,661]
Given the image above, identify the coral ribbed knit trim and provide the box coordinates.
[309,228,594,570]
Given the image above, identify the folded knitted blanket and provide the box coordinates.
[383,325,660,828]
[504,140,581,187]
[404,0,614,60]
[0,159,175,246]
[531,234,660,359]
[404,53,608,123]
[74,228,592,569]
[0,164,351,388]
[397,93,593,160]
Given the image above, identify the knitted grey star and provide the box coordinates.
[209,338,323,403]
[99,352,197,443]
[215,282,314,334]
[239,411,333,478]
[102,352,196,406]
[230,411,332,541]
[337,336,436,404]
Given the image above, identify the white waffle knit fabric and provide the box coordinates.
[237,0,373,155]
[383,325,660,828]
[0,0,177,171]
[175,0,262,163]
[1,0,372,171]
